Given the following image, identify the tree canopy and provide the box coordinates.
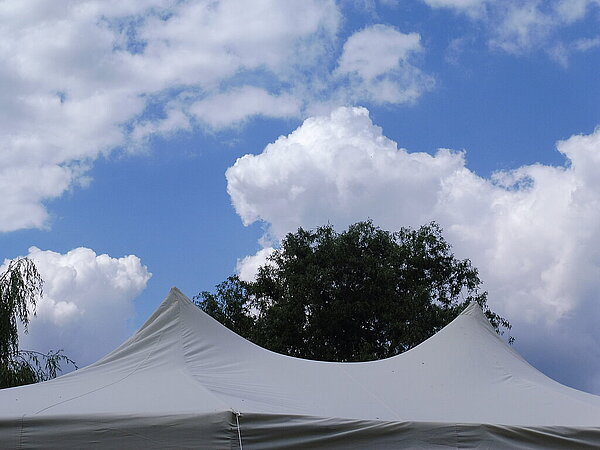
[0,258,75,389]
[196,221,512,362]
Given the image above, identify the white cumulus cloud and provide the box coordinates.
[226,106,600,392]
[227,107,465,237]
[2,247,151,368]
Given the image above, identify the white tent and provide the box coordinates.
[1,287,599,448]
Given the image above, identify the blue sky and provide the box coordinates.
[2,0,600,393]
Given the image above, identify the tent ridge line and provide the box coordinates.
[174,294,238,414]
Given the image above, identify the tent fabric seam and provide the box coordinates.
[30,329,166,416]
[18,414,25,449]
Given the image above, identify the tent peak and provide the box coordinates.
[456,300,504,338]
[460,300,484,316]
[457,301,496,329]
[169,286,184,295]
[165,286,194,306]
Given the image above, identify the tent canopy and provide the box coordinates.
[1,287,599,448]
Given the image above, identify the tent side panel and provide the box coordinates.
[3,411,238,449]
[0,418,21,448]
[237,414,600,449]
[238,414,456,449]
[468,423,600,449]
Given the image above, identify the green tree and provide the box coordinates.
[196,221,512,362]
[0,258,76,389]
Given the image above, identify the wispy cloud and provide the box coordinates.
[421,0,600,58]
[0,1,440,233]
[335,25,434,104]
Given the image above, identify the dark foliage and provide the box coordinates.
[196,221,512,362]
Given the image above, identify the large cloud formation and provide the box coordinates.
[227,106,600,393]
[0,0,434,233]
[2,247,151,367]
